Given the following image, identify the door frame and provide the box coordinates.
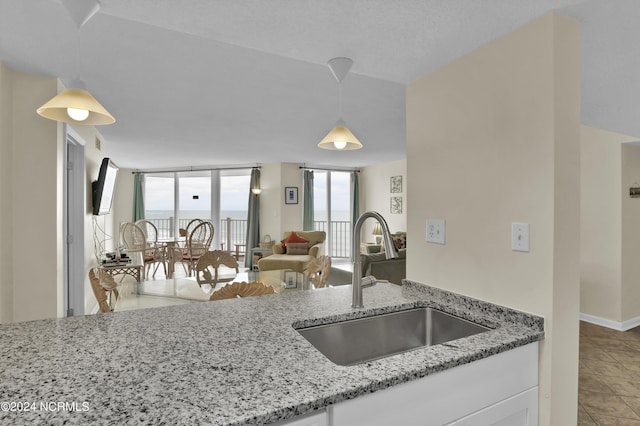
[64,125,86,316]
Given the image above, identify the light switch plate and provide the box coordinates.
[426,219,446,244]
[512,223,530,252]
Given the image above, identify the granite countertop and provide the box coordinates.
[0,280,544,425]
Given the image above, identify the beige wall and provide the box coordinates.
[406,13,580,425]
[621,144,640,321]
[0,61,13,323]
[260,162,303,241]
[580,125,632,322]
[579,126,640,327]
[0,63,63,323]
[361,160,407,241]
[0,61,113,321]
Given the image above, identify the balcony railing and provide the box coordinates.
[145,217,247,255]
[146,217,349,259]
[313,220,351,259]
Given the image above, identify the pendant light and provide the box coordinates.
[318,57,363,150]
[36,0,115,126]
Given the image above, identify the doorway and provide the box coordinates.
[64,126,85,316]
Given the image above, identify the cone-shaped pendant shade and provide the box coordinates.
[37,88,115,125]
[318,119,363,150]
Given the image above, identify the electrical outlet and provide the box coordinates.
[426,219,446,245]
[512,223,530,252]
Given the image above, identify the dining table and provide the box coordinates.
[133,268,316,303]
[156,236,186,277]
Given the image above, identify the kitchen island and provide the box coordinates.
[0,280,543,425]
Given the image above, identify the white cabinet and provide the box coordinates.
[448,387,538,426]
[331,343,538,426]
[274,343,538,426]
[272,410,327,426]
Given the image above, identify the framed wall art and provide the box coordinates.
[284,271,298,289]
[390,175,402,193]
[390,196,403,214]
[285,187,298,204]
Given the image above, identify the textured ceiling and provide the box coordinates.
[0,0,639,169]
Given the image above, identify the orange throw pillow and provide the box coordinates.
[282,232,309,249]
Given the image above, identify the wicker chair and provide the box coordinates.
[121,222,165,279]
[195,250,239,288]
[181,221,214,276]
[209,281,275,301]
[89,268,119,313]
[304,255,332,288]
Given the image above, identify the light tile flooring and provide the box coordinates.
[579,321,640,425]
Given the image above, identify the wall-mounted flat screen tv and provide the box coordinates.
[92,158,119,215]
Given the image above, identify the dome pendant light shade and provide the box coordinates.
[318,119,363,150]
[37,88,115,125]
[318,57,363,150]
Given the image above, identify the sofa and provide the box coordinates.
[327,232,407,286]
[360,248,407,285]
[257,231,326,273]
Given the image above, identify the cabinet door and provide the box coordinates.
[452,387,538,426]
[332,343,538,426]
[271,410,327,426]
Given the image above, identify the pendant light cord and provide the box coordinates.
[338,81,343,121]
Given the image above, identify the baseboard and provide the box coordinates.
[579,312,640,331]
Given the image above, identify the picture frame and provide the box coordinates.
[390,175,402,193]
[285,187,298,204]
[284,271,298,289]
[390,196,403,214]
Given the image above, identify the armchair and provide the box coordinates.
[257,231,326,273]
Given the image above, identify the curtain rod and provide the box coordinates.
[299,165,360,173]
[132,164,261,174]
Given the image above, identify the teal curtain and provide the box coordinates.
[245,168,261,268]
[303,170,314,231]
[350,171,360,229]
[132,173,145,221]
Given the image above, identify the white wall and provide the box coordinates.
[66,124,117,315]
[361,160,407,241]
[406,13,579,425]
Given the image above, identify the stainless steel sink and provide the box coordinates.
[295,307,490,366]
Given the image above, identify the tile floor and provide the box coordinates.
[579,321,640,425]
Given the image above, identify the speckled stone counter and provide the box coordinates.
[0,280,543,425]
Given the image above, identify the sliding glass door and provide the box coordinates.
[143,169,250,252]
[313,170,352,258]
[144,173,175,238]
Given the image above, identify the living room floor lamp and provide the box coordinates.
[36,0,115,126]
[318,57,363,150]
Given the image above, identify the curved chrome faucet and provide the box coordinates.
[352,211,398,308]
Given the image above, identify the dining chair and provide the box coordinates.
[135,219,159,243]
[89,268,119,313]
[209,281,275,301]
[121,222,166,279]
[182,221,214,276]
[194,250,239,288]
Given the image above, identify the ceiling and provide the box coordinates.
[1,0,639,169]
